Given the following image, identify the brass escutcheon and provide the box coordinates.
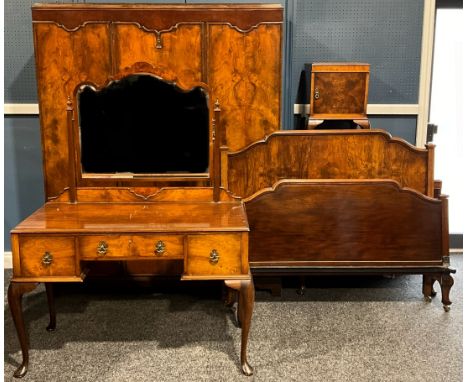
[42,251,53,266]
[154,240,166,255]
[156,33,163,49]
[97,241,108,256]
[209,249,219,265]
[314,88,320,100]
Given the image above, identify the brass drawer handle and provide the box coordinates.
[154,240,166,255]
[42,252,53,266]
[97,241,108,256]
[209,249,219,265]
[314,88,320,100]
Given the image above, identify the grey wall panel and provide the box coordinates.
[4,116,45,251]
[369,116,417,145]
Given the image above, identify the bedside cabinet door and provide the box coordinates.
[313,71,368,116]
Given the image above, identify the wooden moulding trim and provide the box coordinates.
[122,21,198,36]
[250,261,444,267]
[181,275,251,281]
[241,232,249,275]
[33,20,283,34]
[311,63,370,72]
[250,265,448,272]
[11,227,250,235]
[209,21,283,34]
[11,275,85,283]
[81,256,184,261]
[11,235,21,277]
[425,143,435,197]
[74,237,80,277]
[31,4,284,9]
[226,129,430,157]
[73,70,210,101]
[33,20,203,34]
[242,179,443,204]
[309,113,368,119]
[220,147,229,188]
[183,235,189,277]
[48,187,236,203]
[441,195,450,258]
[81,174,210,180]
[31,5,284,32]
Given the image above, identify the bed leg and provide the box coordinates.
[440,273,454,312]
[422,274,437,302]
[297,276,306,295]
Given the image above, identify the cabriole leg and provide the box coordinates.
[239,278,255,376]
[8,282,39,378]
[225,278,255,376]
[440,274,454,312]
[45,283,56,331]
[422,274,437,302]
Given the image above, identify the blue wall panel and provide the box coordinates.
[369,116,417,145]
[4,116,45,251]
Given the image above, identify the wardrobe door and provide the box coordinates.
[208,23,282,151]
[34,23,112,199]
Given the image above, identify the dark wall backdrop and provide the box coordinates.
[4,0,424,250]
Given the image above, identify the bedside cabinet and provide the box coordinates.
[308,63,371,129]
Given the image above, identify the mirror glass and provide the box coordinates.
[78,74,209,175]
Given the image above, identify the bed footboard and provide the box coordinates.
[245,179,454,309]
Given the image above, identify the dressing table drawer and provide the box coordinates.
[18,236,76,277]
[79,235,184,259]
[185,234,242,276]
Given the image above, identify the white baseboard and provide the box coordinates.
[4,251,13,269]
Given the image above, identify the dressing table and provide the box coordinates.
[7,3,285,378]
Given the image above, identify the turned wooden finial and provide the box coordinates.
[214,99,221,112]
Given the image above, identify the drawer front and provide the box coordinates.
[186,234,242,276]
[79,235,184,259]
[19,237,76,277]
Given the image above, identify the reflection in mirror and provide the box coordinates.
[78,75,209,175]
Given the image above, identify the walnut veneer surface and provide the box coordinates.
[12,202,248,233]
[224,130,434,199]
[32,3,283,199]
[246,180,445,266]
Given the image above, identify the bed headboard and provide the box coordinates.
[222,129,434,199]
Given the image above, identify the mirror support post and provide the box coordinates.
[213,100,221,202]
[66,96,78,203]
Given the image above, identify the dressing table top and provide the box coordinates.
[12,200,249,234]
